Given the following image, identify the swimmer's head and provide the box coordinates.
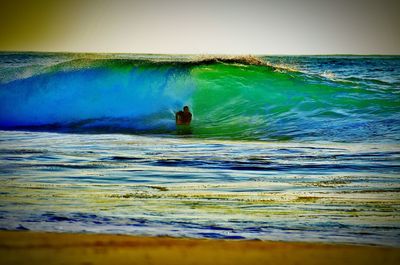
[183,106,189,112]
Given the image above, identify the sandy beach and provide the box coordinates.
[0,231,399,265]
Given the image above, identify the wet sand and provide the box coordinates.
[0,231,399,265]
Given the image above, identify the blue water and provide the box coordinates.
[0,53,399,246]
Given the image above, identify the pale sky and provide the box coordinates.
[1,0,399,54]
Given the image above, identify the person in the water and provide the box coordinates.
[176,106,192,125]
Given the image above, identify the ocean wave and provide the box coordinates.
[0,53,399,142]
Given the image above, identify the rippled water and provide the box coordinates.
[0,131,399,246]
[1,54,399,246]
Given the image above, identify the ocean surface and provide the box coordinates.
[0,53,399,246]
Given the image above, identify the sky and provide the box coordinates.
[1,0,399,54]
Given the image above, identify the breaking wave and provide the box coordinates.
[0,53,399,142]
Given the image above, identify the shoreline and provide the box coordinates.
[0,231,399,265]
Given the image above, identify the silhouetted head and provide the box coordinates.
[183,106,189,113]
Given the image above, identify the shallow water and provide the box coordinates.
[0,131,399,246]
[0,54,399,246]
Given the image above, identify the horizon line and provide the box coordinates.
[1,50,400,56]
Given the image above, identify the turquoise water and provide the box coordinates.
[1,53,399,142]
[0,53,399,246]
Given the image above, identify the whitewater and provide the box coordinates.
[0,53,399,246]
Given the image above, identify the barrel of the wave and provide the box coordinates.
[175,106,193,135]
